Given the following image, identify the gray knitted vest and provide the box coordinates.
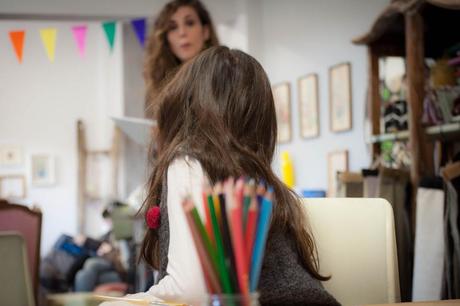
[157,176,340,306]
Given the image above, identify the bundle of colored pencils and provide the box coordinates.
[182,177,273,296]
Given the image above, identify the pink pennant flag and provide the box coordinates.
[72,25,87,58]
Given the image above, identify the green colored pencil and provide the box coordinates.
[205,184,233,293]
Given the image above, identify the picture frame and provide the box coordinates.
[327,150,349,197]
[298,73,319,138]
[31,155,56,187]
[0,145,23,166]
[0,175,26,199]
[329,62,352,132]
[272,82,292,143]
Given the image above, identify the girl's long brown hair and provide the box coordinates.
[141,46,329,281]
[144,0,219,118]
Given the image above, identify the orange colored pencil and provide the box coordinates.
[229,178,249,295]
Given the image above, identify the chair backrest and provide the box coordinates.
[0,199,42,301]
[0,231,35,306]
[303,198,400,306]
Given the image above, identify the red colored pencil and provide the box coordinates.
[245,195,259,266]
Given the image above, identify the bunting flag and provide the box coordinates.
[9,30,25,63]
[40,28,57,62]
[131,18,146,48]
[72,25,87,58]
[102,21,116,52]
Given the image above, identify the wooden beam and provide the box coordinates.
[368,48,381,160]
[406,10,428,186]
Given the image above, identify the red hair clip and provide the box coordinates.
[146,206,161,229]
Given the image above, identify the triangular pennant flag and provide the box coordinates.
[40,28,57,62]
[131,18,146,48]
[9,30,25,63]
[102,21,116,52]
[72,25,87,58]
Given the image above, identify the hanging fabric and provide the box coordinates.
[412,177,445,301]
[377,167,413,302]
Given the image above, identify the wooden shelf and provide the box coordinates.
[369,122,460,143]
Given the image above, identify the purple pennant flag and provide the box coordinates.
[131,18,146,48]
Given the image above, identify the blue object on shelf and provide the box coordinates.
[301,190,326,198]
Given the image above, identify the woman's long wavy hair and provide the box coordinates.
[144,0,219,118]
[141,46,329,281]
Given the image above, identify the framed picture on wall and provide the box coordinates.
[31,155,56,187]
[298,73,319,138]
[327,150,349,197]
[0,175,26,199]
[329,62,352,132]
[273,82,292,143]
[0,145,23,166]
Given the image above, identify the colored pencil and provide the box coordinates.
[245,194,258,267]
[242,180,254,228]
[204,181,233,293]
[202,192,215,246]
[189,204,221,287]
[215,182,239,292]
[228,178,249,295]
[182,177,275,296]
[250,188,273,292]
[182,198,221,293]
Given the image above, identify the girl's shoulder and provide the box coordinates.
[167,155,203,176]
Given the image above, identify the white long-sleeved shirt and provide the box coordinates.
[101,156,207,306]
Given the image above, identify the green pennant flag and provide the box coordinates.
[102,21,116,52]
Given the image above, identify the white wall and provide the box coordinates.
[0,20,124,254]
[248,0,389,192]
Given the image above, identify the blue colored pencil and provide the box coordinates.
[249,187,273,292]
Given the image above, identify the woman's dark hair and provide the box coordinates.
[141,46,329,281]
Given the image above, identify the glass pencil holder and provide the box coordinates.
[201,292,260,306]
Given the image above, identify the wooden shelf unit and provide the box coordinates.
[353,0,460,223]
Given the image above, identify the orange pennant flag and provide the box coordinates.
[9,31,25,63]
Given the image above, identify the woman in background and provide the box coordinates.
[144,0,219,118]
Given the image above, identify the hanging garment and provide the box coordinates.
[377,167,413,302]
[412,177,445,301]
[442,179,460,299]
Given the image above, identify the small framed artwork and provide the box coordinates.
[329,62,352,132]
[298,73,319,138]
[0,175,26,199]
[327,150,349,197]
[31,155,56,187]
[272,82,292,143]
[0,145,23,166]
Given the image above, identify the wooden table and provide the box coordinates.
[47,292,123,306]
[365,300,460,306]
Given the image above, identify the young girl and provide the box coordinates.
[144,0,219,118]
[106,47,340,305]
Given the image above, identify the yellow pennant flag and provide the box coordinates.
[40,28,57,62]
